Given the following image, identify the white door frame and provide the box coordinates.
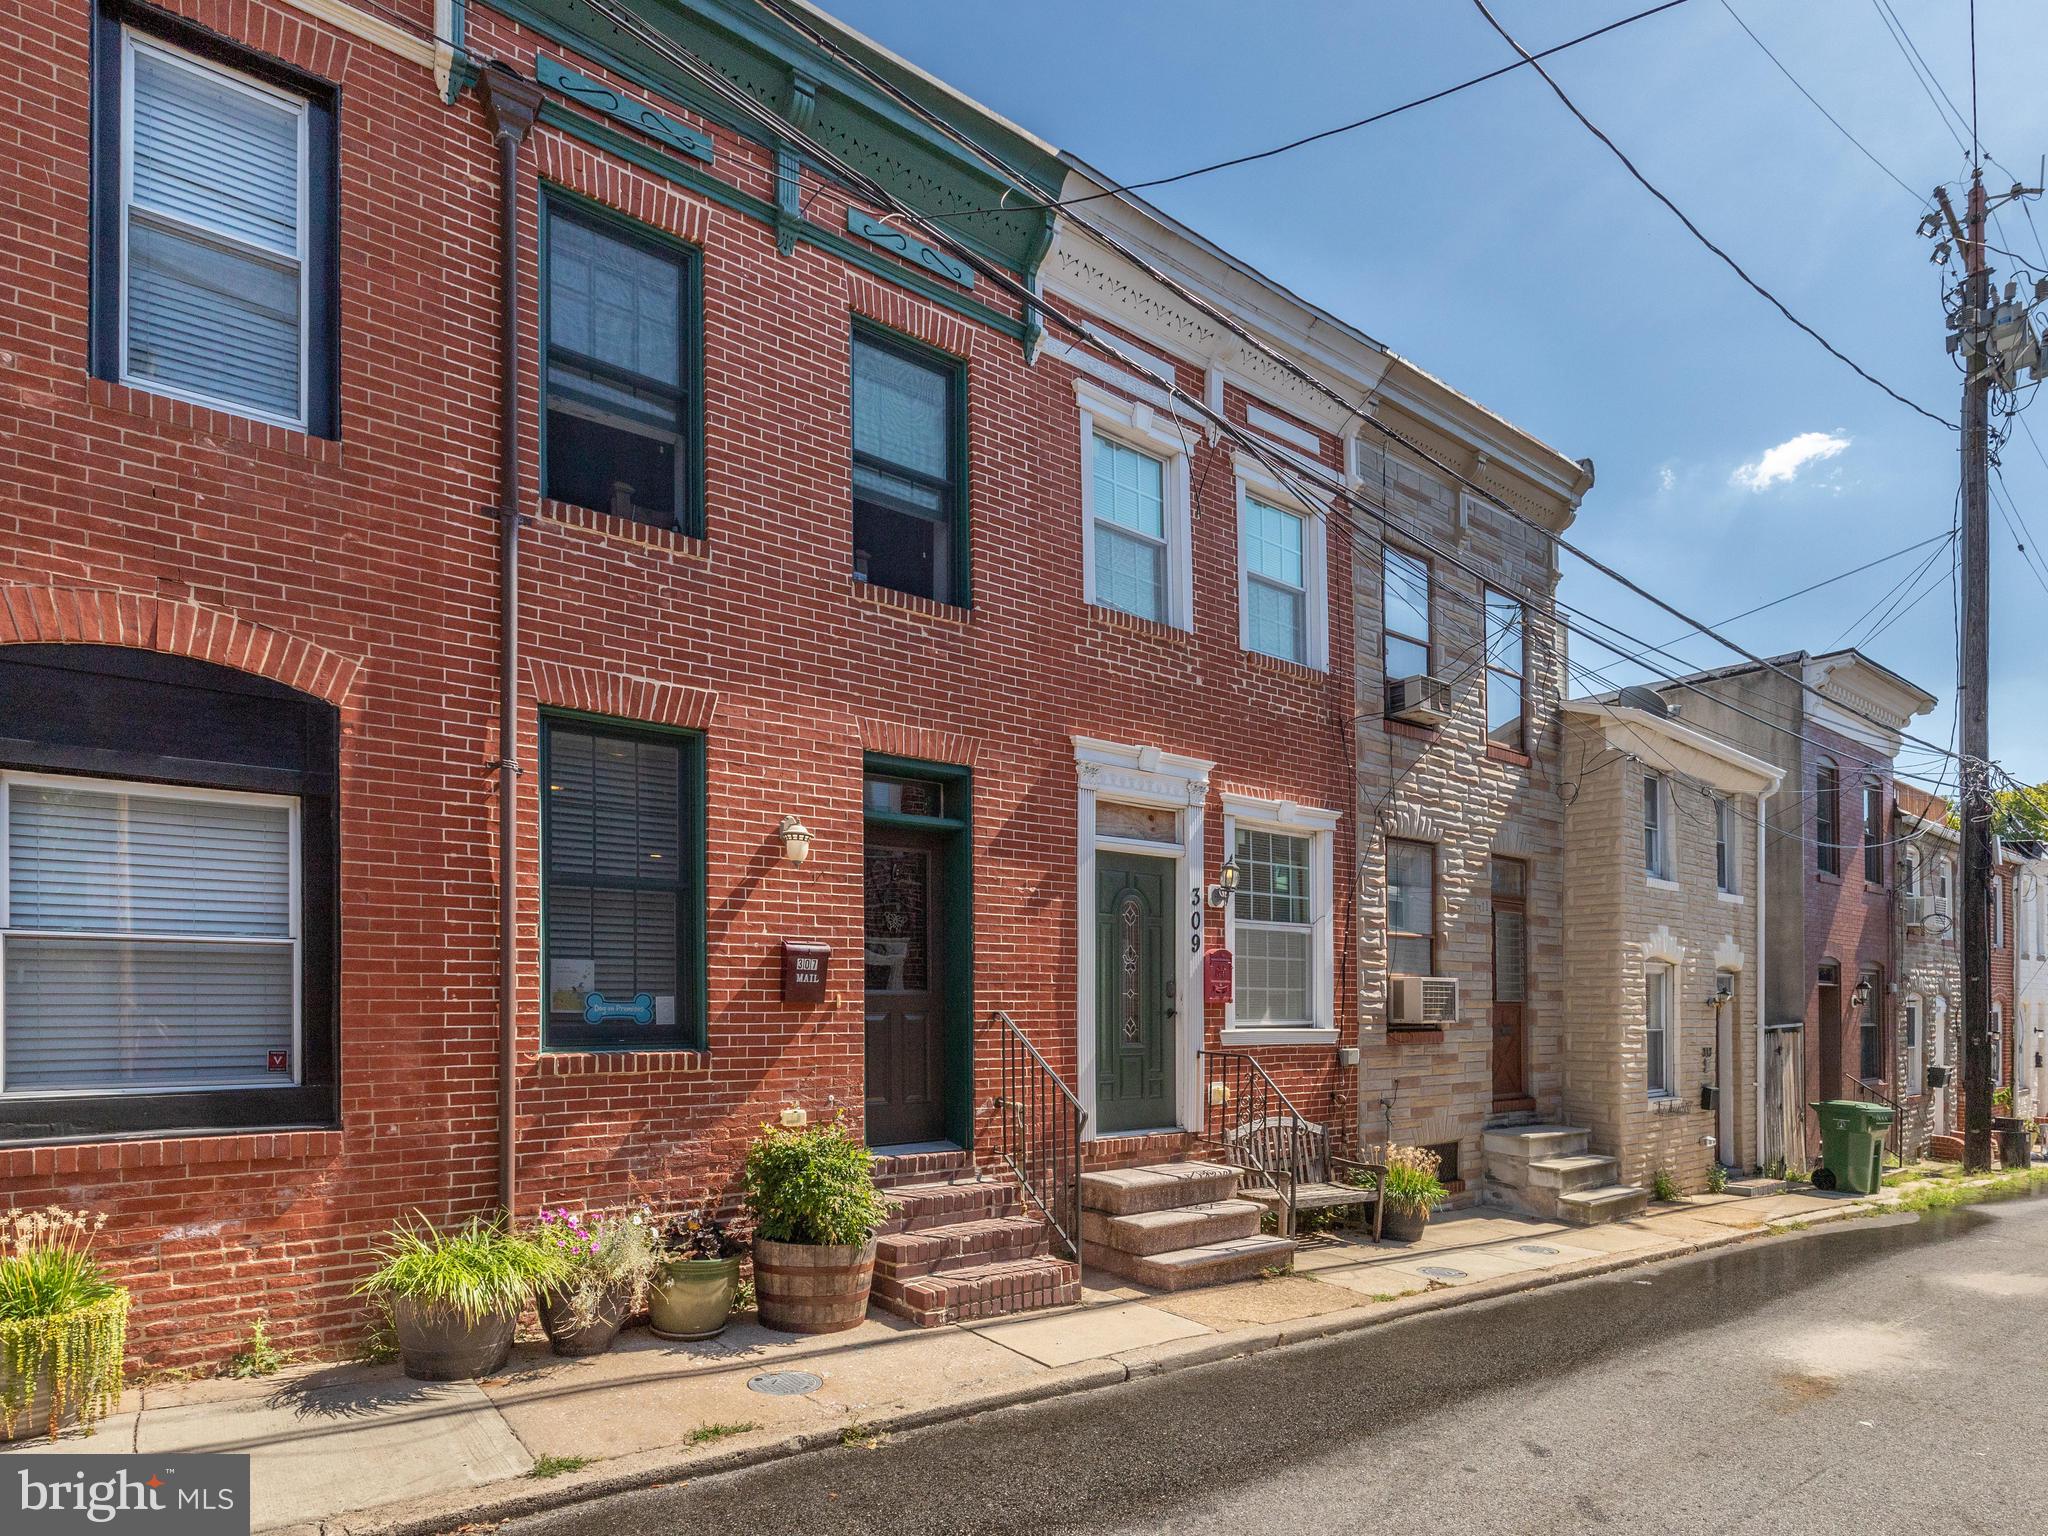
[1074,736,1211,1140]
[1716,974,1739,1165]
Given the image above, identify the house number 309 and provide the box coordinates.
[1189,887,1205,952]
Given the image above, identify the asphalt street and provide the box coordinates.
[508,1196,2048,1535]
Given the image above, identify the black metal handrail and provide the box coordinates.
[1850,1074,1906,1168]
[1199,1049,1311,1236]
[991,1010,1086,1278]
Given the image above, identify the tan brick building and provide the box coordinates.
[1558,698,1781,1193]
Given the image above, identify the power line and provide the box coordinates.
[1469,0,1953,429]
[914,0,1699,222]
[1655,528,1955,648]
[1717,0,1924,206]
[1871,0,1970,156]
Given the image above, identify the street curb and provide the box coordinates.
[287,1207,1901,1536]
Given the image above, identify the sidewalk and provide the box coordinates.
[1,1186,1903,1535]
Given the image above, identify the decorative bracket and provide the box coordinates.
[775,69,820,257]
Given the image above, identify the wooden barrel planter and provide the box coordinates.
[752,1237,875,1334]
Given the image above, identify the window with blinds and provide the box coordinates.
[851,327,964,605]
[1,775,299,1095]
[1241,496,1308,664]
[118,32,311,426]
[1234,828,1314,1025]
[542,718,702,1052]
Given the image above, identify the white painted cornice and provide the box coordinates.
[281,0,437,69]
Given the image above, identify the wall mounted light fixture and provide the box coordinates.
[777,814,813,864]
[1206,856,1241,909]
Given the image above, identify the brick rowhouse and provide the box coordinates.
[0,0,1589,1365]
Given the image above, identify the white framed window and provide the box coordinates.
[1384,545,1432,681]
[1994,875,2006,949]
[1235,458,1328,669]
[1646,962,1675,1097]
[1936,856,1954,919]
[1,772,301,1097]
[1904,995,1924,1096]
[1077,380,1193,630]
[1715,797,1738,895]
[1643,772,1674,882]
[116,30,313,429]
[1993,1002,2006,1085]
[1222,792,1338,1044]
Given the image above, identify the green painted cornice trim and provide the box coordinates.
[536,52,713,162]
[846,210,972,289]
[537,103,1026,343]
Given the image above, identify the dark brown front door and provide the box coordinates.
[1490,857,1530,1107]
[1816,961,1843,1104]
[864,830,947,1147]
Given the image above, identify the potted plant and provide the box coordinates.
[1,1207,128,1442]
[647,1209,744,1340]
[356,1215,566,1381]
[742,1120,888,1334]
[528,1208,657,1357]
[1377,1145,1448,1242]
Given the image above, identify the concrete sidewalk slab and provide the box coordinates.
[1150,1273,1356,1329]
[133,1368,531,1533]
[968,1300,1211,1367]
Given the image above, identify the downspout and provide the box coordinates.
[1754,778,1772,1172]
[482,64,542,1217]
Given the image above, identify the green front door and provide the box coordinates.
[1096,852,1176,1133]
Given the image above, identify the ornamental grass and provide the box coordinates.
[355,1214,570,1323]
[1,1206,129,1441]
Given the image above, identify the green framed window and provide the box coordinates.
[541,715,705,1052]
[541,191,703,535]
[851,324,968,605]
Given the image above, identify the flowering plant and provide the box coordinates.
[523,1209,658,1329]
[658,1209,743,1261]
[1377,1145,1448,1214]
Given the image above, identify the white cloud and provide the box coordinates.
[1656,465,1676,493]
[1731,431,1850,492]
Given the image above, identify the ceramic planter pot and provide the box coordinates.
[537,1280,636,1357]
[390,1297,517,1381]
[752,1236,875,1334]
[648,1257,742,1340]
[1381,1202,1430,1243]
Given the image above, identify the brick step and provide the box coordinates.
[875,1215,1050,1281]
[871,1255,1081,1327]
[1557,1183,1650,1225]
[1081,1233,1297,1291]
[870,1149,973,1189]
[1080,1161,1239,1216]
[1081,1198,1265,1257]
[879,1179,1021,1234]
[1526,1153,1618,1194]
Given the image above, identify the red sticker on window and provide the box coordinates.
[267,1050,290,1073]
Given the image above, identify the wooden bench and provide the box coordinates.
[1223,1115,1386,1240]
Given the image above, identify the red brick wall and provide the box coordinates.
[1800,722,1894,1112]
[0,0,1355,1366]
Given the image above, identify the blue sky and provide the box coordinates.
[824,0,2048,789]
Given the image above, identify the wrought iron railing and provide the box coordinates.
[1850,1074,1905,1168]
[991,1011,1086,1277]
[1200,1049,1310,1235]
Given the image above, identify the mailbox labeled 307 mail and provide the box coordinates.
[781,940,830,1004]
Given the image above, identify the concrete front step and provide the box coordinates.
[1481,1124,1592,1186]
[1081,1198,1265,1257]
[1527,1153,1620,1194]
[879,1179,1022,1235]
[1082,1232,1297,1291]
[1557,1183,1651,1224]
[1719,1176,1790,1198]
[875,1214,1049,1282]
[1080,1161,1239,1216]
[872,1255,1081,1327]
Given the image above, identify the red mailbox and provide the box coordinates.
[1204,947,1234,1003]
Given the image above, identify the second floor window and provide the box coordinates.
[1863,779,1885,885]
[94,20,337,434]
[1383,546,1431,679]
[851,327,965,605]
[1091,434,1168,622]
[1241,496,1308,663]
[544,199,695,532]
[1643,772,1671,880]
[1484,588,1525,749]
[1815,759,1841,876]
[1715,797,1737,894]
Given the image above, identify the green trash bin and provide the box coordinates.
[1810,1100,1895,1194]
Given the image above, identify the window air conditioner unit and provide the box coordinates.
[1385,674,1452,727]
[1389,975,1459,1027]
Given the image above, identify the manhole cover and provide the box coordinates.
[1418,1265,1467,1280]
[746,1370,823,1396]
[1516,1244,1561,1256]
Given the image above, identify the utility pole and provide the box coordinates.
[1939,170,1996,1173]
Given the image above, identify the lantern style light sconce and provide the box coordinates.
[1850,978,1874,1011]
[1206,856,1241,909]
[777,814,813,864]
